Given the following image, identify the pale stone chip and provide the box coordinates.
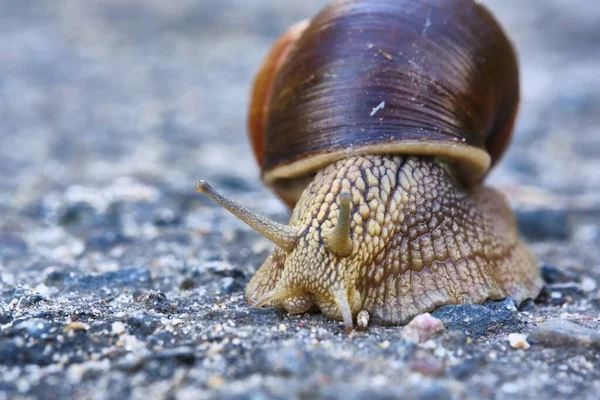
[356,310,370,330]
[508,333,530,350]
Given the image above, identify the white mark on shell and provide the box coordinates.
[422,10,432,37]
[370,101,385,117]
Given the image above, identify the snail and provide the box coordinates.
[196,0,543,332]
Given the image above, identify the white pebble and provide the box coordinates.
[581,277,597,293]
[111,321,126,335]
[508,333,530,350]
[356,310,370,330]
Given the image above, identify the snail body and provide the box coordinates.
[197,0,543,332]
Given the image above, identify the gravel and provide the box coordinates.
[1,0,599,399]
[528,319,600,349]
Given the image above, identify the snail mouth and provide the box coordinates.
[282,294,316,315]
[248,278,356,333]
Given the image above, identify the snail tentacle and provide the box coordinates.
[195,180,299,251]
[323,191,353,257]
[334,285,355,334]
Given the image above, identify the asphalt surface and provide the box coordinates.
[1,1,599,399]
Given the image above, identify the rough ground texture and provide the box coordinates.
[0,1,599,399]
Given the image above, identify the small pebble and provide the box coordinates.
[528,318,600,349]
[206,376,224,390]
[111,321,126,335]
[356,310,370,330]
[16,378,31,393]
[63,322,89,333]
[431,298,520,338]
[116,334,145,352]
[153,208,178,226]
[378,340,391,349]
[409,352,445,377]
[540,264,578,284]
[508,333,530,350]
[403,313,445,343]
[278,324,287,332]
[33,283,50,295]
[580,277,597,293]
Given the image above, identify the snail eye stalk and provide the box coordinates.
[195,181,299,251]
[323,191,353,257]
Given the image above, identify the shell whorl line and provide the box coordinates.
[251,0,520,202]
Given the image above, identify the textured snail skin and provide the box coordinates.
[246,155,543,326]
[224,0,543,330]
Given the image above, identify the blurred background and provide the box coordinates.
[1,1,599,398]
[1,0,599,280]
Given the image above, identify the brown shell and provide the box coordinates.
[248,0,519,205]
[248,20,310,168]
